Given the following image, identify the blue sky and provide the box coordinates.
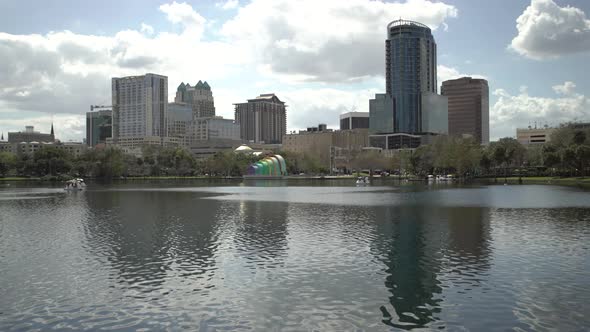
[0,0,589,141]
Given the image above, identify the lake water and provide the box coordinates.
[1,181,589,331]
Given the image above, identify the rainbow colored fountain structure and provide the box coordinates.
[244,155,287,179]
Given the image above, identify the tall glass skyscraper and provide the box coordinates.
[386,19,437,134]
[86,109,112,147]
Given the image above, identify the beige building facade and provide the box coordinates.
[282,129,369,170]
[106,136,180,157]
[187,117,240,144]
[0,141,87,157]
[516,127,556,145]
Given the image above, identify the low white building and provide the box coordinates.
[516,127,555,145]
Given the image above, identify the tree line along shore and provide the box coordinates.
[0,126,589,182]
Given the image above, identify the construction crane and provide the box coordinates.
[90,105,113,111]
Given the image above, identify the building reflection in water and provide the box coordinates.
[372,205,492,330]
[82,190,223,296]
[445,207,492,277]
[232,199,290,268]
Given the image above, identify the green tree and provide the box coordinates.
[300,153,323,175]
[480,153,492,175]
[573,130,586,145]
[410,145,434,176]
[575,145,590,176]
[33,147,72,176]
[95,148,127,178]
[524,145,544,167]
[15,154,36,177]
[563,147,577,176]
[542,145,560,175]
[350,150,388,176]
[0,152,17,177]
[488,138,525,176]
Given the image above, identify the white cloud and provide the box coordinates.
[280,87,381,130]
[510,0,590,59]
[0,112,85,142]
[159,1,206,37]
[217,0,239,10]
[491,82,590,139]
[210,85,381,132]
[140,23,154,35]
[222,0,458,82]
[552,81,576,95]
[0,0,462,142]
[0,2,248,140]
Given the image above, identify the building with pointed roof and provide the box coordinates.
[174,80,215,118]
[234,93,287,144]
[7,126,55,143]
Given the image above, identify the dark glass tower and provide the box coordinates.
[386,20,437,134]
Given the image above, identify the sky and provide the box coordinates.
[0,0,589,142]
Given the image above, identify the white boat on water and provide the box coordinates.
[64,178,86,191]
[428,174,455,182]
[356,176,370,185]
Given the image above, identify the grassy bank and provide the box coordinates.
[483,176,590,186]
[3,175,590,187]
[117,176,223,180]
[0,175,235,181]
[0,177,42,181]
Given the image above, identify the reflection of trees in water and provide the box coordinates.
[446,207,492,276]
[233,200,289,267]
[372,206,492,330]
[82,190,222,293]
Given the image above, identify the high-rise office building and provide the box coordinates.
[369,94,394,133]
[386,19,437,134]
[340,112,369,130]
[86,109,112,146]
[175,80,215,118]
[166,102,192,146]
[441,77,489,144]
[112,73,168,142]
[234,93,287,144]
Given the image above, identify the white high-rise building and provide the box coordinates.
[112,73,168,143]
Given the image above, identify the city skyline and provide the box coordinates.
[1,0,589,142]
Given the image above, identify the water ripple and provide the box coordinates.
[0,184,589,330]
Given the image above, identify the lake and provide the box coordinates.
[1,180,589,331]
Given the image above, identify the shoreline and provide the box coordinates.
[2,175,590,186]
